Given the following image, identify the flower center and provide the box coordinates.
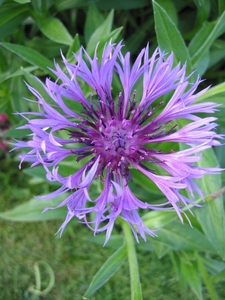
[93,118,142,175]
[70,92,160,177]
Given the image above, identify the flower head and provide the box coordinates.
[12,42,222,244]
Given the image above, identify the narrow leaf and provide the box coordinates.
[189,11,225,67]
[180,257,202,300]
[202,257,225,275]
[210,268,225,284]
[83,245,126,298]
[197,253,219,300]
[194,148,225,259]
[14,0,30,3]
[142,210,176,228]
[87,27,123,58]
[66,34,80,62]
[0,42,55,78]
[3,121,30,138]
[86,10,114,54]
[0,194,67,221]
[0,5,27,26]
[0,66,37,84]
[10,77,29,121]
[84,4,104,43]
[154,221,216,253]
[22,165,52,181]
[0,11,28,39]
[195,81,225,102]
[152,0,192,74]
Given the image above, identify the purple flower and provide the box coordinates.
[12,42,222,244]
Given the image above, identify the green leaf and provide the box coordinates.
[66,34,80,63]
[154,221,216,252]
[0,42,55,78]
[154,0,178,25]
[0,11,28,39]
[194,51,210,76]
[83,245,127,298]
[3,121,30,138]
[22,165,49,181]
[151,241,169,258]
[0,66,37,84]
[194,148,225,259]
[208,40,225,69]
[22,163,80,183]
[31,0,43,13]
[0,5,27,26]
[152,0,192,75]
[14,0,30,3]
[86,10,114,55]
[195,81,225,102]
[210,268,225,284]
[188,11,225,68]
[0,194,67,221]
[202,257,225,275]
[37,17,73,46]
[180,257,202,300]
[26,36,67,58]
[84,4,105,43]
[130,169,163,196]
[87,27,123,59]
[22,69,54,103]
[193,0,210,30]
[10,76,29,114]
[196,253,219,300]
[142,210,176,228]
[138,239,169,259]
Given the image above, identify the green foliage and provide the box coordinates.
[152,0,192,75]
[0,42,55,77]
[0,194,67,221]
[1,0,225,299]
[194,149,225,260]
[83,245,127,298]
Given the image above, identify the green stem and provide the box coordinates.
[34,262,41,291]
[196,253,218,300]
[122,221,143,300]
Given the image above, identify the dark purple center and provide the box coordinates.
[70,92,166,178]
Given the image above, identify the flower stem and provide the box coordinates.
[122,221,143,300]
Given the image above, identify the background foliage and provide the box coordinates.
[1,0,225,299]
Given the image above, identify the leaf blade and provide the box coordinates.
[83,245,127,298]
[0,42,55,78]
[194,148,225,259]
[152,0,192,74]
[189,11,225,68]
[37,17,73,46]
[0,195,67,221]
